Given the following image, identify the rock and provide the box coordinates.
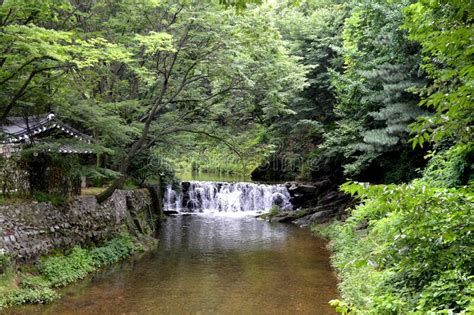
[293,209,336,227]
[272,193,286,206]
[164,210,179,215]
[296,184,318,194]
[309,210,334,223]
[293,214,312,228]
[313,179,331,190]
[181,181,191,192]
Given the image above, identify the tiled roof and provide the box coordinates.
[0,113,92,144]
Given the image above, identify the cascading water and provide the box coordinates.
[163,181,292,213]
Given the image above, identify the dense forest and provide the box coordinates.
[0,0,472,313]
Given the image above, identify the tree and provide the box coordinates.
[312,0,427,182]
[404,0,473,147]
[0,0,131,121]
[50,1,306,201]
[250,0,348,180]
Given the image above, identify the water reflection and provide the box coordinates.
[161,215,288,252]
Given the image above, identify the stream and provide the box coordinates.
[10,180,338,314]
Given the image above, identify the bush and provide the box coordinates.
[1,288,59,307]
[268,205,280,217]
[20,275,51,289]
[90,235,137,267]
[422,144,473,188]
[41,235,137,287]
[317,181,474,314]
[41,247,95,287]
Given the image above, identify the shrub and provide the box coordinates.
[1,288,59,307]
[32,192,66,206]
[41,247,95,287]
[41,236,137,287]
[318,181,473,313]
[20,275,51,289]
[90,235,137,267]
[0,234,140,309]
[422,143,473,188]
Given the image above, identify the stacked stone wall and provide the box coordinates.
[0,189,153,261]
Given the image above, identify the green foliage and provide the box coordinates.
[422,144,473,188]
[40,247,95,287]
[219,0,263,11]
[0,0,472,313]
[268,205,280,219]
[0,253,8,275]
[169,126,269,176]
[260,1,348,179]
[90,235,137,268]
[318,181,474,313]
[32,192,66,206]
[20,275,51,290]
[41,235,137,287]
[0,0,132,119]
[0,234,139,309]
[1,288,59,307]
[323,0,426,178]
[129,149,178,186]
[256,0,430,183]
[404,0,474,146]
[82,168,120,188]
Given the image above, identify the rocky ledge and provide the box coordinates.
[267,179,354,228]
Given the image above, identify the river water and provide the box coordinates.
[10,214,338,315]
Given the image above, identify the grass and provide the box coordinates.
[0,195,31,205]
[0,192,66,206]
[259,204,281,221]
[81,187,106,196]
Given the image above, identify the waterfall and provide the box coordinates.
[163,181,292,213]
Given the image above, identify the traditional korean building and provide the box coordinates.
[0,113,93,157]
[0,113,94,196]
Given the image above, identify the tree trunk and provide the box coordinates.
[96,151,135,203]
[143,180,164,237]
[96,174,127,203]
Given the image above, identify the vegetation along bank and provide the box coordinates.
[0,189,159,309]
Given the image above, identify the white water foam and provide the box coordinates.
[163,181,292,214]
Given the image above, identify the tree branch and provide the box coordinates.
[147,127,243,159]
[0,56,58,86]
[1,63,73,121]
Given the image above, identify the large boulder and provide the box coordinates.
[293,210,335,228]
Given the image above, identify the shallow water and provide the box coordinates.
[10,215,338,315]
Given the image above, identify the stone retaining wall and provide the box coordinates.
[0,189,155,261]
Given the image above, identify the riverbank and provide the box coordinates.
[0,234,156,309]
[309,182,473,314]
[0,188,162,310]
